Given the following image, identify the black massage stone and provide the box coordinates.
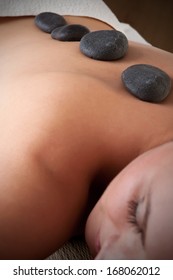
[35,12,67,33]
[51,24,90,41]
[80,30,128,61]
[121,64,172,103]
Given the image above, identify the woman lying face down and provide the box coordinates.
[86,141,173,259]
[0,15,173,259]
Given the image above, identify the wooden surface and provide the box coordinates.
[104,0,173,52]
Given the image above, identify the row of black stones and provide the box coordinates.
[35,12,171,103]
[35,12,90,41]
[35,12,128,60]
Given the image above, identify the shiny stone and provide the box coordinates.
[80,30,128,61]
[51,24,90,41]
[121,64,172,102]
[35,12,67,33]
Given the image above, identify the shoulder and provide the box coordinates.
[23,72,107,184]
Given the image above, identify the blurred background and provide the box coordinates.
[104,0,173,52]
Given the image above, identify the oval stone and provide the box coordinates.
[121,64,172,103]
[80,30,128,61]
[35,12,67,33]
[51,24,90,41]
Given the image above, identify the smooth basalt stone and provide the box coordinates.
[35,12,67,33]
[121,64,172,103]
[80,30,128,61]
[51,24,90,41]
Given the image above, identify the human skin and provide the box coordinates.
[85,141,173,260]
[0,16,173,259]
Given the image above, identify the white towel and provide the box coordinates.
[0,0,149,44]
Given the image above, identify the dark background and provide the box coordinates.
[104,0,173,52]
